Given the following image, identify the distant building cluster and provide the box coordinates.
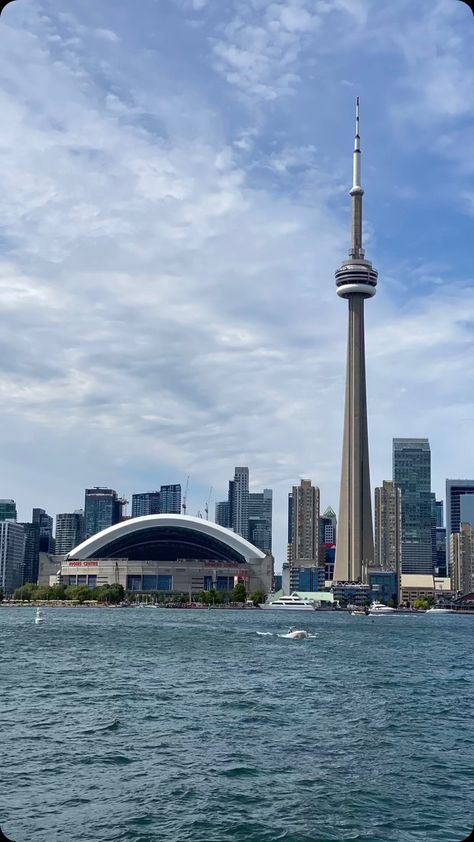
[1,444,474,609]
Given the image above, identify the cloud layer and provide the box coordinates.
[0,0,472,563]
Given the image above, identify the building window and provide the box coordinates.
[157,575,172,592]
[87,576,97,589]
[127,575,142,591]
[143,575,157,592]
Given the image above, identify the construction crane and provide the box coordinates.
[182,475,190,516]
[204,486,213,520]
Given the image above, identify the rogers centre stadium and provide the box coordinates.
[59,514,273,596]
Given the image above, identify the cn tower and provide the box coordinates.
[334,98,377,583]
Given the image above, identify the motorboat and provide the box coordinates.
[426,607,455,614]
[35,608,46,625]
[368,601,396,615]
[261,594,316,611]
[351,608,368,616]
[285,628,309,639]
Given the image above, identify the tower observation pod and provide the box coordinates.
[334,98,377,583]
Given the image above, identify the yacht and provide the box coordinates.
[35,608,46,625]
[261,594,316,611]
[368,601,396,615]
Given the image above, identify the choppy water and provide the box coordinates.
[1,607,473,842]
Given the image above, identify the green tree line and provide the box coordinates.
[14,582,125,604]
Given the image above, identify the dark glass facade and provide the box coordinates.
[84,488,122,539]
[393,439,433,574]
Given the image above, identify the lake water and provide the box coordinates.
[0,607,473,842]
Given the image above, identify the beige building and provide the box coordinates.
[374,480,402,576]
[288,479,320,564]
[450,523,474,596]
[400,574,452,606]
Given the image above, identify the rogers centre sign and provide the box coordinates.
[67,561,99,568]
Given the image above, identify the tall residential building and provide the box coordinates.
[248,489,272,553]
[231,467,249,541]
[393,439,433,575]
[132,492,161,519]
[446,480,474,575]
[84,488,123,539]
[55,511,85,556]
[334,99,377,583]
[450,523,474,596]
[215,501,230,529]
[20,522,40,584]
[0,521,25,595]
[0,500,17,522]
[435,500,444,529]
[288,480,320,565]
[374,481,402,578]
[33,508,55,553]
[159,484,181,514]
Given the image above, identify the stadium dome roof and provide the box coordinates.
[67,514,266,565]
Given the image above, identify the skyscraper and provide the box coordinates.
[215,501,230,529]
[393,439,432,574]
[288,480,321,592]
[0,521,25,595]
[450,523,474,596]
[159,484,181,514]
[374,481,402,575]
[435,500,444,529]
[84,488,123,539]
[0,500,17,522]
[132,492,161,518]
[232,467,249,541]
[446,480,474,575]
[320,507,337,545]
[248,489,272,553]
[20,522,40,584]
[32,508,55,553]
[55,511,85,556]
[334,99,377,583]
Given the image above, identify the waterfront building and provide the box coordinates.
[0,499,17,522]
[334,99,377,583]
[0,521,25,595]
[55,511,85,557]
[132,492,161,518]
[374,481,402,577]
[84,488,124,539]
[446,480,474,575]
[332,581,371,606]
[450,523,474,596]
[159,484,181,514]
[400,574,452,607]
[393,438,433,575]
[63,514,273,596]
[322,544,336,582]
[248,489,272,553]
[290,565,325,593]
[368,569,399,606]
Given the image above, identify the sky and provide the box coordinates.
[0,0,473,568]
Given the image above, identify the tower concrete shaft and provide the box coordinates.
[334,98,377,582]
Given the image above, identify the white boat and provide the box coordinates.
[261,594,316,611]
[35,608,46,625]
[368,601,396,615]
[351,608,368,616]
[426,607,455,614]
[285,628,309,639]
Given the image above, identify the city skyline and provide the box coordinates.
[0,2,472,566]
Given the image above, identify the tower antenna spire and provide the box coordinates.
[350,96,364,259]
